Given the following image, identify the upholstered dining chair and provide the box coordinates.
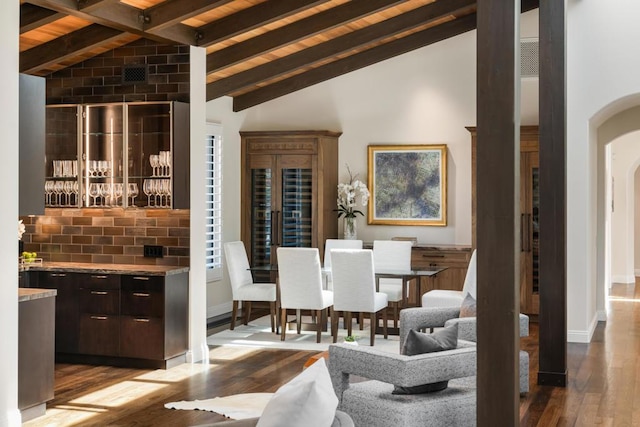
[223,241,277,332]
[421,249,477,309]
[323,239,363,290]
[277,247,335,343]
[372,240,413,329]
[330,249,388,346]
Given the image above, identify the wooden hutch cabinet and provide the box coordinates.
[467,126,540,315]
[240,131,340,280]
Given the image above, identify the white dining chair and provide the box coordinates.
[372,240,413,329]
[277,247,334,343]
[323,239,363,290]
[224,241,277,332]
[331,249,388,346]
[422,249,477,308]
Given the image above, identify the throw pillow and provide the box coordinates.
[256,357,338,427]
[393,323,459,395]
[459,293,477,318]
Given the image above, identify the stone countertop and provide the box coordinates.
[20,262,189,276]
[19,288,57,302]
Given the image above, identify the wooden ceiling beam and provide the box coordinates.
[20,23,125,74]
[144,0,232,31]
[207,0,404,73]
[20,3,63,34]
[197,0,330,47]
[23,0,196,45]
[231,14,477,110]
[207,0,475,99]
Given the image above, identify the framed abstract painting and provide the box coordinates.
[367,144,447,226]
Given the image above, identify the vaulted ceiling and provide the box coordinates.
[20,0,539,111]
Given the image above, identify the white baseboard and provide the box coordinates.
[567,314,598,343]
[611,275,636,284]
[207,301,233,319]
[597,310,607,322]
[2,408,22,427]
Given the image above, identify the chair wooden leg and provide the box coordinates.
[359,312,364,330]
[393,302,399,330]
[296,309,302,334]
[243,301,252,325]
[230,300,239,330]
[280,308,287,341]
[269,301,276,333]
[331,309,339,343]
[316,309,323,343]
[383,308,388,339]
[346,311,352,337]
[370,312,376,346]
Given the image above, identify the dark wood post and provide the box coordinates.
[537,0,568,387]
[476,0,521,425]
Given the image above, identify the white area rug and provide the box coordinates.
[207,314,400,353]
[165,393,273,419]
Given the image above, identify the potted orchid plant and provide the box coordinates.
[335,165,370,240]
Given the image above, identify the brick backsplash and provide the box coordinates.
[20,208,190,267]
[46,38,190,104]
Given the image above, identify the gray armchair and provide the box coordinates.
[328,313,477,427]
[400,306,530,394]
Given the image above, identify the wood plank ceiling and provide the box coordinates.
[19,0,538,111]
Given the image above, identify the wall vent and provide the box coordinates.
[520,38,539,79]
[122,64,148,85]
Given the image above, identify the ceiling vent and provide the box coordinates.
[520,38,539,79]
[122,64,148,85]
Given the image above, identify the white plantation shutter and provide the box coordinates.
[206,123,223,281]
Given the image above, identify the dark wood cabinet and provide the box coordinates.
[468,126,540,315]
[410,246,473,305]
[27,269,188,368]
[240,131,340,280]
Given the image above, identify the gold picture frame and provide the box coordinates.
[367,144,447,226]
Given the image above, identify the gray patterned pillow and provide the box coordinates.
[393,323,458,394]
[460,293,477,318]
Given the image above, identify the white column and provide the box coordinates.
[0,1,21,425]
[188,45,208,363]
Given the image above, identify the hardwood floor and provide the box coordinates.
[24,283,640,426]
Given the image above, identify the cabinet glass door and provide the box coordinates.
[45,105,80,207]
[280,168,312,248]
[127,103,172,208]
[82,104,124,207]
[250,168,273,268]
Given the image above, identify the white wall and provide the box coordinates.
[568,0,640,341]
[1,1,21,425]
[207,10,541,319]
[609,132,640,284]
[635,168,640,274]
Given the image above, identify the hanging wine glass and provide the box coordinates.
[89,183,99,207]
[143,179,153,207]
[53,181,64,206]
[113,183,123,207]
[128,182,139,207]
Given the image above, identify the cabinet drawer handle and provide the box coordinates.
[132,276,150,281]
[134,318,150,323]
[422,254,445,258]
[91,275,108,279]
[133,292,150,297]
[91,291,108,295]
[51,273,67,277]
[90,316,108,320]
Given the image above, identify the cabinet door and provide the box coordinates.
[38,272,79,354]
[78,313,120,356]
[121,275,164,317]
[82,104,125,208]
[120,316,164,360]
[520,151,540,314]
[247,154,276,276]
[45,105,81,208]
[278,155,314,249]
[19,74,45,215]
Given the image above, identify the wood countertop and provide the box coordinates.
[19,262,189,276]
[19,288,57,302]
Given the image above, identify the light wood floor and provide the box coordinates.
[24,282,639,426]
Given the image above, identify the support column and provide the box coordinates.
[476,0,521,425]
[538,0,568,387]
